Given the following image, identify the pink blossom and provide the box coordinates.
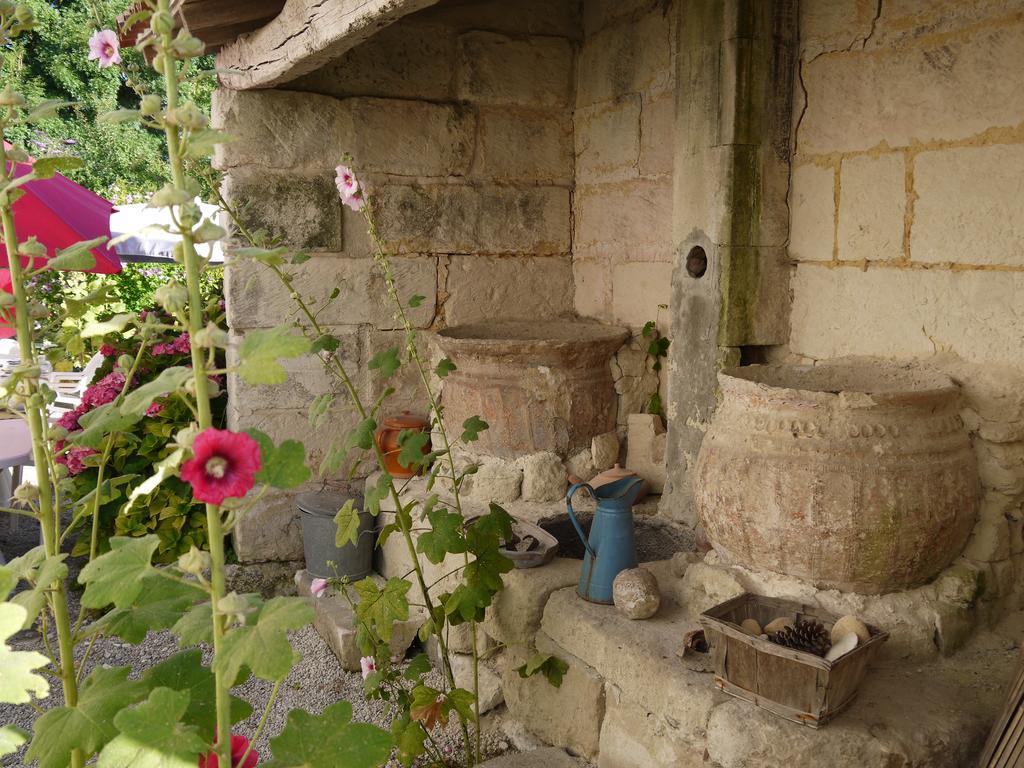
[198,734,258,768]
[100,344,117,357]
[56,403,89,434]
[343,187,365,212]
[152,332,191,356]
[59,446,97,476]
[88,29,122,69]
[81,372,126,409]
[146,402,165,417]
[360,656,376,680]
[335,164,366,212]
[309,578,328,598]
[180,428,262,505]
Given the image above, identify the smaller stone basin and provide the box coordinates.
[539,513,694,563]
[435,320,628,458]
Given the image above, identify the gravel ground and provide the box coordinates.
[1,522,513,767]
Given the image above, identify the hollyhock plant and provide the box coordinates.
[198,734,258,768]
[335,164,365,211]
[87,28,121,68]
[360,656,376,680]
[180,428,262,505]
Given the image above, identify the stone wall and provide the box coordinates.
[786,0,1024,613]
[216,0,580,560]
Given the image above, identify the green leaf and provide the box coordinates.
[98,108,141,124]
[121,448,186,513]
[87,571,205,644]
[310,334,340,354]
[335,499,361,547]
[407,294,425,308]
[347,418,377,451]
[238,326,311,385]
[24,99,76,123]
[641,320,656,339]
[149,184,192,208]
[232,245,288,266]
[121,367,193,416]
[368,347,401,379]
[308,393,334,429]
[416,508,466,564]
[5,548,68,629]
[171,602,214,647]
[0,566,14,599]
[444,580,492,624]
[78,535,159,609]
[47,237,105,271]
[26,666,148,768]
[291,251,312,265]
[403,653,432,681]
[395,721,426,767]
[32,155,84,179]
[143,649,253,742]
[97,687,207,768]
[434,358,456,378]
[247,430,312,489]
[397,429,430,470]
[213,596,314,682]
[515,653,569,688]
[473,502,515,544]
[81,313,134,338]
[446,687,476,721]
[461,415,489,443]
[353,577,410,643]
[71,401,144,449]
[363,471,391,516]
[0,726,27,758]
[0,603,50,704]
[186,128,234,158]
[264,700,392,768]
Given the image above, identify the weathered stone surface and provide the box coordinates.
[225,172,342,252]
[457,32,573,107]
[575,178,673,254]
[225,255,437,331]
[696,362,978,593]
[676,561,746,616]
[476,108,573,185]
[483,557,580,647]
[626,414,667,494]
[500,640,605,760]
[574,95,641,184]
[373,184,571,255]
[913,144,1024,267]
[838,153,905,262]
[598,690,705,768]
[611,261,673,329]
[789,265,1024,367]
[799,21,1024,153]
[639,93,675,178]
[611,339,660,427]
[583,0,664,36]
[296,570,425,670]
[233,487,305,563]
[420,0,581,37]
[466,460,523,504]
[577,11,672,107]
[612,567,661,619]
[565,448,598,483]
[450,653,504,714]
[520,452,567,503]
[573,258,611,321]
[540,583,722,742]
[591,432,620,471]
[444,256,573,326]
[788,162,835,262]
[360,329,432,416]
[291,22,456,101]
[481,747,583,768]
[225,561,303,598]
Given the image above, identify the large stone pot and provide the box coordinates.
[695,360,979,594]
[434,320,628,458]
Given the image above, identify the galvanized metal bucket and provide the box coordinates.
[297,491,374,579]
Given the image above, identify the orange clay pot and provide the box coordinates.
[375,412,431,478]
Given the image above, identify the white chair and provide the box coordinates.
[48,352,104,413]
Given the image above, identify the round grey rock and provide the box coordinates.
[612,567,661,619]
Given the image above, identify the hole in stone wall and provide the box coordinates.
[686,246,707,278]
[739,345,773,366]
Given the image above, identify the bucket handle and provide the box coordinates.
[566,482,597,559]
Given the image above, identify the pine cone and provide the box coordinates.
[768,618,832,657]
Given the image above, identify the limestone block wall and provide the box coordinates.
[215,0,579,561]
[786,0,1024,612]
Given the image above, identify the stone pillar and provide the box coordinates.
[663,0,798,524]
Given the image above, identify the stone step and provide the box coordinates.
[481,747,586,767]
[294,569,425,671]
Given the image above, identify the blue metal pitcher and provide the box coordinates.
[566,476,647,604]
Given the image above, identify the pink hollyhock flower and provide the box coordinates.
[309,578,328,598]
[87,29,122,68]
[343,186,365,212]
[360,656,376,680]
[180,428,261,505]
[334,164,366,212]
[198,734,258,768]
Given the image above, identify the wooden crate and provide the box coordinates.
[699,593,889,728]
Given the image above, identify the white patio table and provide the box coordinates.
[0,416,32,564]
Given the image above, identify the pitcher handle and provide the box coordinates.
[566,482,597,559]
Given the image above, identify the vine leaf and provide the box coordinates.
[86,571,206,644]
[0,603,50,704]
[263,701,392,768]
[79,535,160,609]
[353,577,410,643]
[335,499,361,547]
[363,471,391,516]
[516,653,570,688]
[120,367,192,416]
[3,547,68,629]
[460,415,488,443]
[434,358,456,378]
[0,725,27,758]
[396,430,430,470]
[26,666,148,768]
[416,508,466,564]
[214,596,313,682]
[238,326,311,385]
[247,430,311,489]
[143,649,253,742]
[368,347,401,379]
[96,687,207,768]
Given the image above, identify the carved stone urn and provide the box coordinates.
[434,320,628,459]
[695,359,979,594]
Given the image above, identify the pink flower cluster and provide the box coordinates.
[153,332,191,356]
[334,164,365,211]
[81,372,126,409]
[100,344,118,357]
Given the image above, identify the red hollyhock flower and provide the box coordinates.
[198,734,258,768]
[180,428,261,505]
